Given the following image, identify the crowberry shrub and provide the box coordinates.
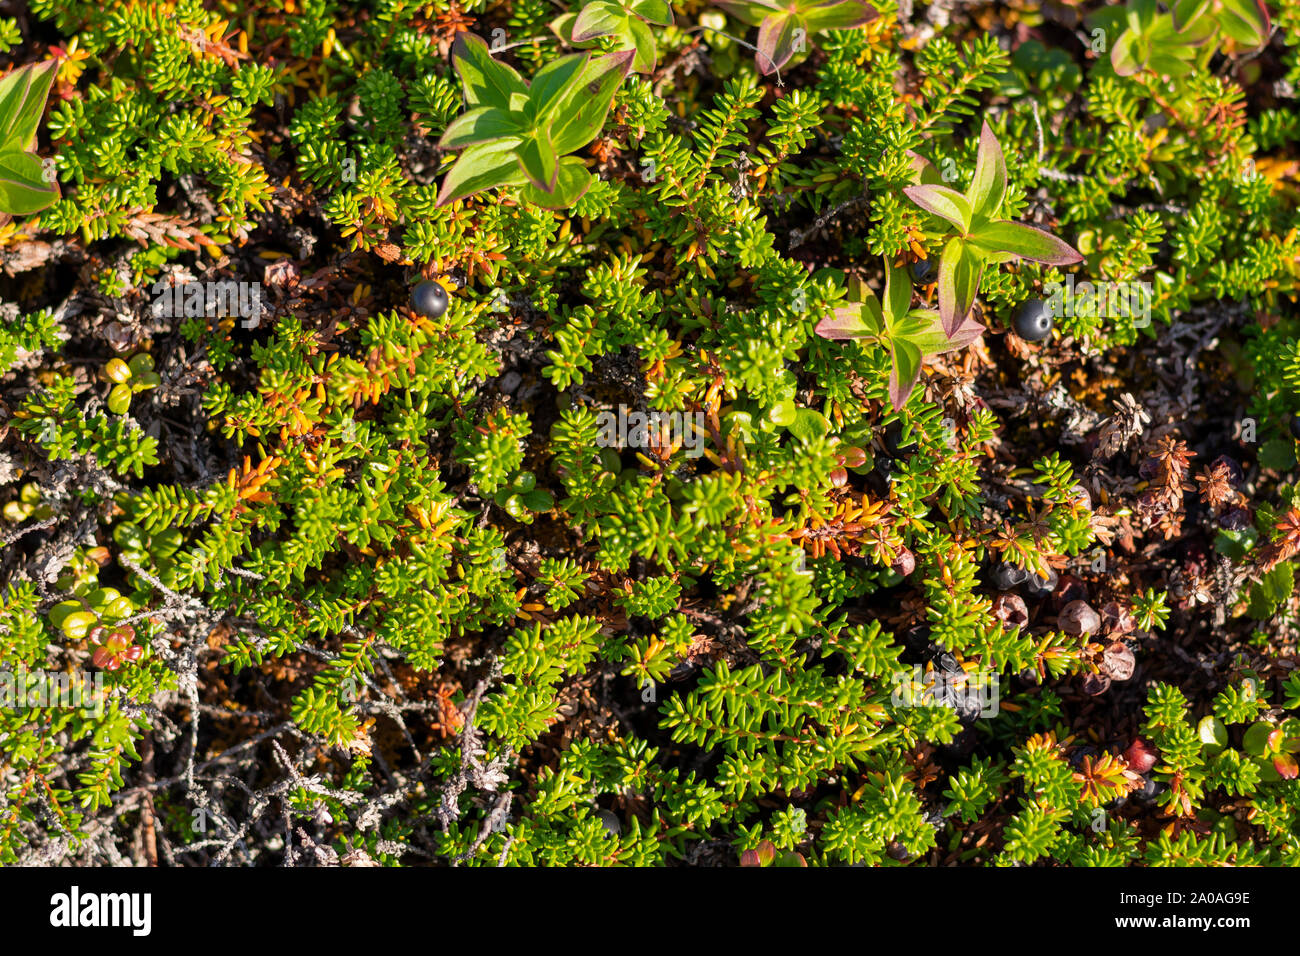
[2,0,1300,873]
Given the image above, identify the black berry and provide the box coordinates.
[910,258,933,282]
[883,422,917,457]
[1011,298,1053,342]
[411,280,449,318]
[931,650,961,674]
[991,562,1028,590]
[1290,414,1300,441]
[1129,775,1166,806]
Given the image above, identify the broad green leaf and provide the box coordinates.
[937,237,982,336]
[969,220,1082,265]
[801,0,877,35]
[1248,562,1295,619]
[551,12,580,40]
[1110,29,1146,75]
[630,0,674,25]
[1166,12,1219,46]
[451,33,528,110]
[1198,715,1229,751]
[1258,437,1297,471]
[789,408,831,443]
[516,129,559,192]
[711,0,780,28]
[968,122,1007,220]
[439,108,524,148]
[888,337,923,411]
[435,139,528,206]
[895,310,983,355]
[1243,721,1273,757]
[1126,0,1160,34]
[529,52,596,119]
[572,2,627,41]
[903,184,973,232]
[626,17,659,73]
[882,259,912,325]
[768,398,798,427]
[548,49,634,155]
[0,60,57,151]
[521,489,555,512]
[756,11,803,74]
[1171,0,1212,29]
[815,303,877,339]
[905,150,944,187]
[0,149,59,215]
[518,156,593,209]
[1147,48,1197,77]
[1218,0,1271,49]
[845,273,867,302]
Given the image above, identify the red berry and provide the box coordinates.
[1123,738,1158,774]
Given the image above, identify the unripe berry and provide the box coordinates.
[1123,738,1159,774]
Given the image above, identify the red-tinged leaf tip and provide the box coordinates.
[1274,752,1299,780]
[740,840,777,866]
[943,317,985,352]
[595,47,637,79]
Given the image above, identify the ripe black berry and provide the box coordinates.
[1011,298,1053,342]
[883,422,917,457]
[1290,413,1300,441]
[1129,775,1166,806]
[411,280,449,318]
[991,562,1028,590]
[910,258,933,282]
[931,650,961,674]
